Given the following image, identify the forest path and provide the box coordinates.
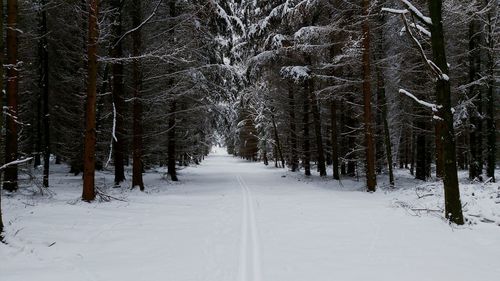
[1,150,500,281]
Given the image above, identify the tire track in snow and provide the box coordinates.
[237,175,262,281]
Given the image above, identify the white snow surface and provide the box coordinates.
[1,150,500,281]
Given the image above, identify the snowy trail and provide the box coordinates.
[237,175,262,281]
[1,150,500,281]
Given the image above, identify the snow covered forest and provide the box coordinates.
[0,0,499,280]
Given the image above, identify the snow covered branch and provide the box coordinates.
[0,157,33,171]
[399,89,441,112]
[399,0,432,26]
[395,14,448,81]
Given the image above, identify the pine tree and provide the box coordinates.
[82,0,100,202]
[362,0,377,191]
[3,0,19,192]
[428,0,464,224]
[131,0,145,191]
[0,0,5,237]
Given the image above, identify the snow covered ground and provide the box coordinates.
[1,148,499,281]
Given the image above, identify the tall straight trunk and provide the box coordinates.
[40,0,50,187]
[302,84,311,176]
[0,0,5,236]
[111,0,125,185]
[131,0,144,190]
[167,0,178,181]
[263,139,268,166]
[35,96,42,167]
[345,101,357,177]
[410,129,415,175]
[362,0,376,192]
[373,3,395,186]
[428,0,464,225]
[271,114,284,168]
[376,68,395,186]
[309,79,326,177]
[328,34,340,180]
[3,0,19,192]
[434,122,444,177]
[468,17,483,181]
[82,0,99,202]
[330,100,340,180]
[485,8,496,182]
[288,86,298,172]
[167,101,178,181]
[273,143,278,167]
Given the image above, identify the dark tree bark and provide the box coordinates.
[374,4,395,186]
[167,0,178,181]
[309,78,326,177]
[468,16,483,181]
[428,0,464,224]
[40,0,50,188]
[288,85,298,172]
[263,139,269,166]
[111,0,125,185]
[434,122,444,178]
[361,0,376,192]
[0,0,5,237]
[330,100,340,180]
[82,0,99,202]
[35,97,42,167]
[167,100,178,181]
[3,0,19,192]
[302,83,311,176]
[271,113,285,168]
[485,7,496,182]
[131,0,144,191]
[376,68,395,186]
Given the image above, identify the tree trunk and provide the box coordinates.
[3,0,19,192]
[376,67,395,186]
[485,7,496,182]
[168,101,178,181]
[111,0,125,185]
[131,0,144,191]
[309,78,326,177]
[428,0,464,225]
[263,139,268,166]
[468,16,483,181]
[82,0,99,202]
[167,0,178,181]
[373,3,395,186]
[40,0,50,188]
[271,113,284,168]
[362,0,376,192]
[0,0,5,237]
[35,95,42,167]
[330,100,340,180]
[302,84,311,176]
[288,86,298,172]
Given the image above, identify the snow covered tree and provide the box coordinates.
[384,0,465,224]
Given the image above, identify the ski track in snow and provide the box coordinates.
[237,175,262,281]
